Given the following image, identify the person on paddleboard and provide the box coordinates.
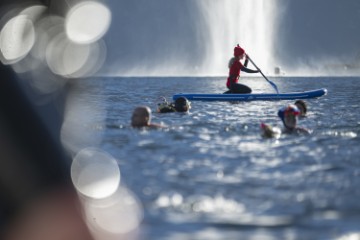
[224,44,259,94]
[131,106,166,128]
[157,96,191,113]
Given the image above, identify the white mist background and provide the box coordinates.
[101,0,360,77]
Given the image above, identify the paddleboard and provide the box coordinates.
[173,88,327,101]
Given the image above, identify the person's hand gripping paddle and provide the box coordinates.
[246,54,279,94]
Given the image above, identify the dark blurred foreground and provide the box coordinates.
[0,0,93,239]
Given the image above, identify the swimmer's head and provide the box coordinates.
[260,123,281,139]
[260,123,274,138]
[174,97,191,112]
[131,106,151,127]
[278,104,300,130]
[294,100,307,116]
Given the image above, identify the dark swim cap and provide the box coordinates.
[295,100,307,115]
[174,97,190,112]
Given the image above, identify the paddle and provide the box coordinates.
[245,54,279,94]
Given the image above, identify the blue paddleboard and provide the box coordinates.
[173,88,327,101]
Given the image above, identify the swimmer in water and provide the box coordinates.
[157,96,191,113]
[278,104,311,134]
[131,106,166,129]
[260,104,310,138]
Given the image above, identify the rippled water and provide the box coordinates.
[73,76,360,240]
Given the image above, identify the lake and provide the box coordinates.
[69,76,360,240]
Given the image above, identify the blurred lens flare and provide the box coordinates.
[71,148,120,199]
[0,14,35,64]
[20,5,47,20]
[31,15,64,62]
[46,31,106,78]
[46,32,89,77]
[69,39,107,78]
[65,1,111,44]
[63,41,91,75]
[83,186,143,236]
[60,90,106,154]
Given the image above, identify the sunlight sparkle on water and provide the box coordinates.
[336,233,360,240]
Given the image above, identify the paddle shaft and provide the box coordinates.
[245,54,279,94]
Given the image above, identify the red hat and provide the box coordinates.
[234,44,245,57]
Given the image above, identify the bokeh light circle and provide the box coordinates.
[65,1,111,44]
[71,148,120,199]
[84,186,143,235]
[0,15,35,64]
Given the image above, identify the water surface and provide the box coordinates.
[72,76,360,240]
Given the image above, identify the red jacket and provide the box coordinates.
[226,59,243,88]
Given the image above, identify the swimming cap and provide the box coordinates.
[174,97,190,112]
[234,44,245,57]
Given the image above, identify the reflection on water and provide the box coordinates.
[73,76,360,239]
